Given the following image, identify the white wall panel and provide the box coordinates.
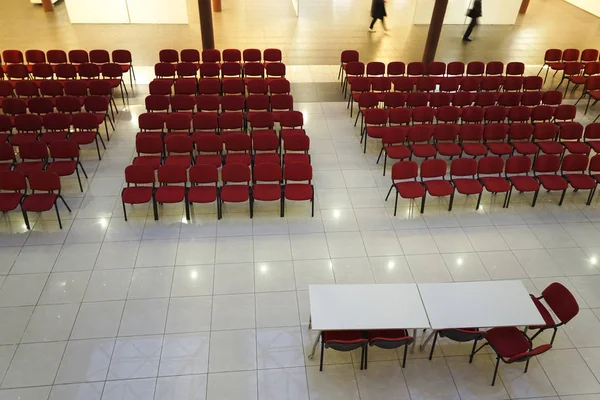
[413,0,470,24]
[564,0,600,17]
[127,0,189,24]
[413,0,521,25]
[65,0,130,24]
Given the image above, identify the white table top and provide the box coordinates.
[418,281,545,330]
[308,284,430,331]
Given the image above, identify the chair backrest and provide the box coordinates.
[159,49,179,63]
[523,76,543,91]
[68,49,89,64]
[181,49,200,63]
[149,79,173,95]
[28,170,60,192]
[222,163,250,183]
[283,133,310,152]
[49,140,80,159]
[341,50,359,64]
[505,155,532,175]
[484,123,509,141]
[486,61,504,76]
[157,164,187,184]
[125,164,155,185]
[280,111,304,129]
[0,170,26,191]
[253,162,282,183]
[136,135,163,155]
[252,132,279,152]
[43,113,71,131]
[284,163,312,182]
[243,48,261,63]
[47,49,67,64]
[543,48,562,63]
[561,153,588,174]
[466,61,485,76]
[541,282,580,324]
[194,133,222,152]
[72,112,100,130]
[189,164,218,184]
[202,49,221,63]
[584,123,600,141]
[165,134,193,154]
[433,124,459,141]
[165,113,192,132]
[31,63,53,79]
[407,124,434,143]
[224,133,251,151]
[420,159,446,179]
[39,80,64,97]
[459,124,484,142]
[2,50,24,64]
[450,158,477,178]
[559,122,584,141]
[506,62,525,76]
[14,114,43,132]
[366,61,385,77]
[407,62,425,76]
[264,48,282,63]
[391,160,418,181]
[139,112,165,131]
[192,113,218,132]
[562,48,580,62]
[440,328,486,342]
[477,156,504,175]
[387,61,405,76]
[90,49,110,64]
[22,50,44,65]
[447,61,465,76]
[533,154,561,174]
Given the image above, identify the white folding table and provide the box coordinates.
[417,281,546,348]
[308,284,430,358]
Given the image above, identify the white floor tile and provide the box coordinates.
[135,239,178,267]
[0,274,48,307]
[55,338,114,384]
[403,357,461,400]
[83,269,132,302]
[107,335,162,380]
[210,294,255,330]
[11,244,62,274]
[166,296,212,334]
[293,259,335,290]
[49,382,104,400]
[127,266,173,299]
[118,298,168,336]
[155,374,207,400]
[539,349,600,395]
[331,257,375,284]
[254,261,296,292]
[21,303,79,343]
[2,341,66,388]
[175,238,216,265]
[101,378,156,400]
[289,233,330,260]
[258,367,309,400]
[361,230,403,256]
[159,332,209,376]
[443,253,490,282]
[71,301,125,340]
[477,251,528,280]
[171,265,214,297]
[208,330,257,373]
[396,229,439,255]
[306,364,360,400]
[369,256,414,283]
[256,291,300,328]
[326,231,366,258]
[94,241,140,269]
[215,236,254,263]
[254,235,292,262]
[207,371,257,400]
[53,243,101,272]
[38,271,91,305]
[406,254,453,283]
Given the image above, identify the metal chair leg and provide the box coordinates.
[491,356,500,386]
[428,331,438,360]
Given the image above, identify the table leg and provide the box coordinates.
[410,329,418,351]
[308,331,321,359]
[419,330,436,350]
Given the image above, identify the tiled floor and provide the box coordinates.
[2,0,600,65]
[1,66,600,400]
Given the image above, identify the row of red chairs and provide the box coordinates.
[158,48,282,65]
[0,112,106,160]
[0,139,88,193]
[0,169,72,229]
[149,77,291,97]
[154,61,285,82]
[386,154,600,215]
[349,90,564,121]
[0,49,135,87]
[538,48,600,82]
[573,76,600,117]
[123,162,313,220]
[370,122,599,175]
[134,131,310,170]
[554,61,600,94]
[145,94,294,119]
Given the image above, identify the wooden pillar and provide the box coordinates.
[41,0,54,12]
[198,0,215,50]
[422,0,448,65]
[212,0,222,12]
[519,0,530,14]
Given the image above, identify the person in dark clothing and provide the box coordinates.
[369,0,387,32]
[463,0,482,42]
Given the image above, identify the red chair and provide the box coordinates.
[459,124,487,158]
[447,61,465,77]
[437,106,460,124]
[567,61,600,93]
[10,114,42,146]
[412,106,435,124]
[407,125,435,160]
[269,79,290,95]
[0,170,26,214]
[478,156,511,208]
[559,122,588,155]
[282,133,310,166]
[68,49,89,67]
[538,49,562,82]
[134,135,163,170]
[393,77,413,93]
[187,164,220,219]
[263,48,282,65]
[0,142,15,170]
[171,94,196,115]
[247,79,268,95]
[503,76,523,92]
[555,62,584,93]
[220,163,251,217]
[181,49,200,66]
[426,61,446,83]
[55,95,82,114]
[221,62,242,81]
[219,112,246,139]
[484,106,508,124]
[433,124,461,159]
[530,104,555,124]
[252,162,283,216]
[102,63,128,103]
[481,76,503,93]
[385,160,426,216]
[534,154,568,205]
[28,97,54,116]
[584,123,600,152]
[388,107,412,127]
[22,171,71,229]
[428,329,486,362]
[484,326,552,386]
[279,111,305,143]
[362,108,388,153]
[192,112,218,134]
[85,95,114,139]
[485,61,504,77]
[484,123,511,156]
[406,92,429,108]
[452,91,474,108]
[549,48,580,79]
[407,62,426,83]
[505,155,540,207]
[521,91,543,108]
[542,90,563,108]
[194,133,223,167]
[265,62,286,82]
[466,61,485,78]
[2,50,24,70]
[416,77,436,92]
[121,165,155,221]
[371,77,391,103]
[523,76,543,91]
[421,158,454,212]
[591,155,600,184]
[347,77,370,118]
[164,135,194,168]
[224,133,251,166]
[40,113,70,144]
[282,163,314,217]
[165,113,192,137]
[354,92,379,131]
[174,78,198,96]
[89,49,110,65]
[554,104,577,124]
[149,79,172,96]
[439,77,461,93]
[387,61,405,78]
[139,112,165,139]
[561,154,596,204]
[534,122,562,156]
[528,282,580,344]
[153,164,187,220]
[451,158,483,209]
[145,95,170,116]
[46,140,88,192]
[243,63,265,83]
[222,79,245,96]
[367,330,414,369]
[177,62,199,81]
[575,76,600,114]
[246,96,270,128]
[252,132,280,166]
[242,48,261,65]
[15,81,39,100]
[339,50,359,82]
[506,62,525,76]
[461,106,484,124]
[270,94,293,123]
[429,92,452,108]
[46,49,67,68]
[319,331,367,371]
[379,127,410,175]
[159,49,179,64]
[71,112,105,160]
[112,49,136,88]
[195,95,220,115]
[199,62,220,80]
[343,61,365,97]
[6,64,30,83]
[202,49,222,64]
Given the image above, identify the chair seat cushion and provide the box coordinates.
[164,155,192,169]
[396,181,425,199]
[283,154,310,165]
[284,183,313,201]
[70,131,97,145]
[487,142,512,155]
[134,156,162,170]
[9,133,38,147]
[254,153,281,165]
[221,185,249,202]
[154,186,185,203]
[46,161,76,176]
[122,187,153,204]
[424,180,453,196]
[564,174,596,190]
[385,145,411,160]
[481,177,511,192]
[195,154,222,168]
[537,175,568,190]
[508,176,539,192]
[253,183,281,201]
[436,143,462,157]
[537,141,564,155]
[187,186,217,203]
[586,140,600,153]
[453,178,483,195]
[366,126,387,139]
[410,144,436,158]
[547,62,565,70]
[22,193,58,212]
[462,143,488,156]
[14,162,45,177]
[0,193,23,212]
[563,142,590,154]
[39,132,68,145]
[485,326,530,358]
[225,153,251,166]
[512,142,539,155]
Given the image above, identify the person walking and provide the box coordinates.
[463,0,482,42]
[369,0,387,33]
